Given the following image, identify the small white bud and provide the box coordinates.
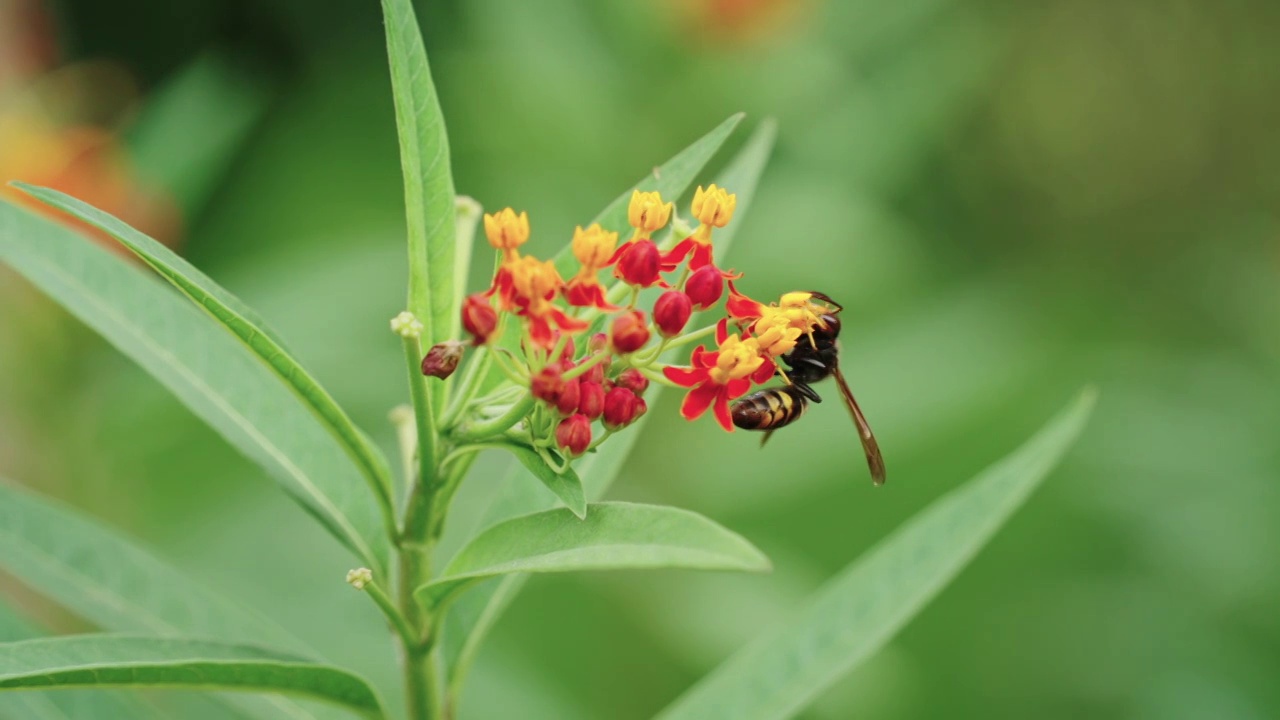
[346,567,373,590]
[390,311,423,339]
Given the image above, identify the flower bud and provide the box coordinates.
[684,264,724,309]
[584,359,606,384]
[614,368,649,396]
[588,332,609,353]
[556,377,582,416]
[531,365,565,404]
[345,568,373,590]
[421,340,465,379]
[556,414,592,457]
[577,380,605,420]
[462,294,499,345]
[613,239,662,287]
[633,396,648,420]
[603,386,639,430]
[390,311,423,338]
[610,311,651,354]
[653,291,693,338]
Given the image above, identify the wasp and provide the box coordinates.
[730,292,886,485]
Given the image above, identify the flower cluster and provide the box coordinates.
[435,184,835,463]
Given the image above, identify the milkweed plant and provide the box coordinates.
[0,1,1096,718]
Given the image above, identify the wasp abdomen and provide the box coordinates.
[731,386,808,431]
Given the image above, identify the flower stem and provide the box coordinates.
[403,335,438,515]
[452,393,535,443]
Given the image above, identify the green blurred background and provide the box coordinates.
[2,0,1278,717]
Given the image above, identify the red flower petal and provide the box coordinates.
[660,237,695,272]
[751,357,777,384]
[725,376,753,401]
[715,317,730,344]
[681,381,719,421]
[663,365,706,387]
[688,242,714,271]
[712,388,734,432]
[726,280,765,320]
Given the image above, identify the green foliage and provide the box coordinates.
[656,389,1095,720]
[380,0,458,350]
[0,200,389,576]
[0,3,1100,715]
[498,443,587,519]
[0,636,384,718]
[419,503,770,609]
[12,183,397,536]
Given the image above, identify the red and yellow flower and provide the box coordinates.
[484,207,532,310]
[661,184,739,277]
[505,255,587,349]
[663,322,775,432]
[609,190,673,289]
[564,223,618,308]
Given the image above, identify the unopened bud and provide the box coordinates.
[556,414,592,457]
[684,264,724,309]
[633,396,648,420]
[578,381,605,420]
[556,377,582,416]
[588,332,609,353]
[421,340,465,379]
[614,368,649,396]
[531,365,566,404]
[603,386,639,430]
[462,294,499,345]
[613,239,662,288]
[584,358,607,384]
[346,568,373,590]
[390,311,423,338]
[653,291,693,338]
[610,311,651,354]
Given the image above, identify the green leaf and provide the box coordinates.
[442,118,778,695]
[380,0,458,349]
[552,112,744,277]
[654,389,1097,720]
[418,503,769,609]
[12,183,396,535]
[0,478,306,648]
[0,605,176,719]
[0,200,388,575]
[0,478,343,720]
[0,636,384,719]
[496,443,586,519]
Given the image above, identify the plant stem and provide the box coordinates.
[403,335,438,519]
[451,393,535,443]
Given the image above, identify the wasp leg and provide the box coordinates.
[792,381,822,404]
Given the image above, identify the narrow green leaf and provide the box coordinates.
[380,0,458,348]
[12,184,396,536]
[0,636,384,719]
[0,478,305,649]
[442,118,778,693]
[0,478,343,720]
[418,503,769,608]
[496,443,586,519]
[0,200,388,575]
[655,389,1097,720]
[0,605,185,720]
[552,112,744,277]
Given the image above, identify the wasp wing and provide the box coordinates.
[831,364,886,485]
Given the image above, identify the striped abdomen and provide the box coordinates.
[731,385,809,431]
